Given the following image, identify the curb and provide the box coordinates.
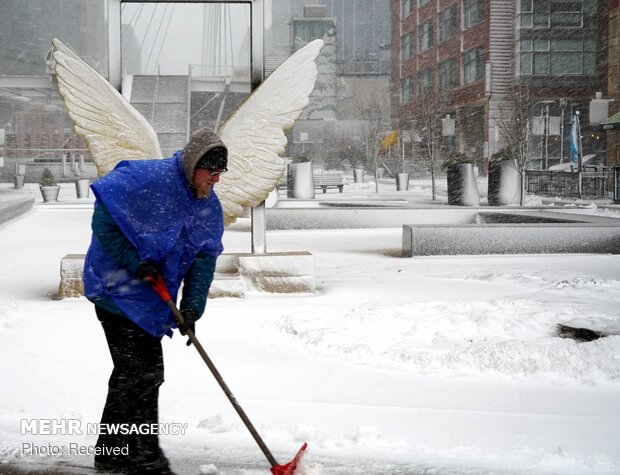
[0,198,35,227]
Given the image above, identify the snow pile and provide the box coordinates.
[197,413,233,433]
[342,181,376,192]
[530,450,620,475]
[525,195,544,207]
[439,272,620,293]
[291,423,406,454]
[555,203,620,219]
[271,299,620,384]
[0,303,20,329]
[199,464,220,474]
[433,271,550,288]
[555,278,620,291]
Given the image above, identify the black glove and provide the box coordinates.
[177,308,200,346]
[136,261,160,286]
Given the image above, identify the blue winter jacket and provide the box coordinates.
[83,152,224,337]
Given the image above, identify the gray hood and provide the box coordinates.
[181,127,227,185]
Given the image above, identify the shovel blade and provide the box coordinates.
[270,443,308,475]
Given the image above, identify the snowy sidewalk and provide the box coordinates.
[0,185,619,474]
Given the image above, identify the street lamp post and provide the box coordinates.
[540,101,554,170]
[299,131,308,155]
[575,110,583,199]
[559,98,567,164]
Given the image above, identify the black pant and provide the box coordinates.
[95,306,169,472]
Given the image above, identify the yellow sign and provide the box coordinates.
[381,130,398,149]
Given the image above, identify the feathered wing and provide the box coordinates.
[216,39,324,225]
[52,38,162,176]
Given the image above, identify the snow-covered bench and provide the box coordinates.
[314,174,344,193]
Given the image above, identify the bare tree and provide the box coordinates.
[352,92,391,191]
[411,86,452,201]
[492,81,537,205]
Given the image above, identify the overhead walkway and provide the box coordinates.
[130,75,190,156]
[129,69,252,153]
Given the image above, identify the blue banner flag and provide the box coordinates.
[569,114,579,163]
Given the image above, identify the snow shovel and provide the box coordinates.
[149,274,307,475]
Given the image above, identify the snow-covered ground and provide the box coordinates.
[1,185,619,474]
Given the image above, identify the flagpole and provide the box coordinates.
[576,111,582,199]
[376,141,381,193]
[401,132,405,173]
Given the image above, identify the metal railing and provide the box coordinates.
[190,64,251,82]
[614,167,620,203]
[336,59,390,76]
[1,147,90,160]
[525,168,613,199]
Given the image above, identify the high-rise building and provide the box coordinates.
[391,0,609,170]
[604,0,620,167]
[267,0,392,167]
[0,0,106,77]
[321,0,391,75]
[268,0,391,75]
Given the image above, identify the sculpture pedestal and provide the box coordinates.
[57,252,316,299]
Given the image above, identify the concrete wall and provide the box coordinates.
[403,223,620,257]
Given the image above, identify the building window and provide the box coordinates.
[462,46,484,84]
[463,0,485,29]
[293,21,333,43]
[583,0,597,12]
[417,68,433,97]
[439,58,456,91]
[401,76,413,103]
[439,6,457,42]
[519,37,597,75]
[520,0,586,29]
[401,0,412,19]
[519,0,549,28]
[519,0,534,28]
[401,32,414,61]
[550,1,583,28]
[418,20,433,52]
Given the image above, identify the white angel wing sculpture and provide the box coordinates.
[216,41,323,224]
[52,38,163,175]
[52,38,324,225]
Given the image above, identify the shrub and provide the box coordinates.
[490,147,515,162]
[39,168,58,186]
[441,152,473,170]
[292,154,311,163]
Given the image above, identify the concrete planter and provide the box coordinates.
[75,178,90,199]
[396,172,410,191]
[447,164,479,206]
[287,162,315,199]
[40,185,60,202]
[353,167,365,183]
[487,160,521,206]
[13,175,24,189]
